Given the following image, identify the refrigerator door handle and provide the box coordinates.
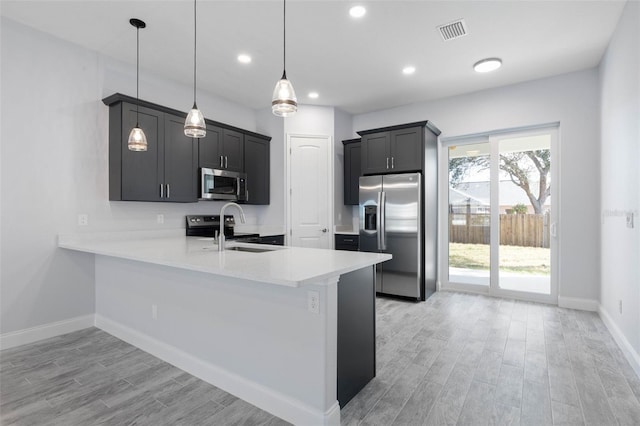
[376,192,383,250]
[380,191,386,250]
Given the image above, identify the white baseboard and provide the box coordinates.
[0,315,95,350]
[95,314,340,426]
[598,305,640,378]
[558,296,599,311]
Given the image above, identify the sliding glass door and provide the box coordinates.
[444,127,558,303]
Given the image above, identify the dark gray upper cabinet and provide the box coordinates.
[198,127,243,172]
[222,129,244,172]
[104,93,271,204]
[109,101,197,202]
[389,127,423,172]
[197,125,224,169]
[118,103,164,201]
[357,121,441,175]
[243,135,270,205]
[164,114,199,202]
[343,139,361,205]
[360,132,389,175]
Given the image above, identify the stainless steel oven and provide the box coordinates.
[200,168,247,201]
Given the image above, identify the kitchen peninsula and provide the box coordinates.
[59,231,391,425]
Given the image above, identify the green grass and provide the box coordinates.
[449,243,550,275]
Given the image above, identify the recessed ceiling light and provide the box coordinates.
[473,58,502,73]
[308,92,319,99]
[349,6,366,18]
[237,54,252,64]
[402,66,416,75]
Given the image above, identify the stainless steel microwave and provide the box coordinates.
[200,168,247,201]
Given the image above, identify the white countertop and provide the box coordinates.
[334,225,359,235]
[58,231,390,288]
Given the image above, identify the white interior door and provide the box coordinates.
[287,134,333,248]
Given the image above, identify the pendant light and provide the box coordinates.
[272,0,297,117]
[184,0,206,137]
[128,18,147,152]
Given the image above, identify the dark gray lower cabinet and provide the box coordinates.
[244,135,270,205]
[337,266,376,407]
[335,234,359,251]
[254,235,284,246]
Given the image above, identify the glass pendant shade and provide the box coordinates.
[272,73,297,117]
[128,126,148,151]
[184,103,206,137]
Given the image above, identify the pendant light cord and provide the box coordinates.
[193,0,197,106]
[283,0,286,76]
[136,25,140,127]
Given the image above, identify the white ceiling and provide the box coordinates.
[1,0,626,115]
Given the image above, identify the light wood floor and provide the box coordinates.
[2,291,640,425]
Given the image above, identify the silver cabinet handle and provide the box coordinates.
[391,157,394,169]
[160,184,164,198]
[386,157,389,169]
[225,156,228,168]
[166,184,170,198]
[220,155,224,168]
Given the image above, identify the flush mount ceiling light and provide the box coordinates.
[349,5,366,18]
[402,66,416,75]
[272,0,297,117]
[474,58,502,73]
[127,18,147,152]
[308,92,319,99]
[184,0,206,137]
[237,54,252,64]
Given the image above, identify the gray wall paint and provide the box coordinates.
[0,18,274,334]
[599,1,640,355]
[352,69,601,303]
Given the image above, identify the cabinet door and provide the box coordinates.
[244,135,270,205]
[361,132,390,175]
[164,114,198,202]
[343,141,361,205]
[121,103,164,201]
[389,127,423,172]
[222,129,244,172]
[198,125,224,169]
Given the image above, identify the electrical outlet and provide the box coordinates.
[626,212,634,229]
[619,300,623,314]
[152,304,158,320]
[157,214,164,224]
[307,291,320,314]
[77,214,88,226]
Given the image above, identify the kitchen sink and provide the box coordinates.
[227,246,274,253]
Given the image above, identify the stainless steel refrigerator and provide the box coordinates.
[359,172,428,300]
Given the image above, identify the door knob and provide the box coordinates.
[322,228,328,233]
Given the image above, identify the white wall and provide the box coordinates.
[334,108,355,226]
[599,1,640,361]
[0,18,274,334]
[353,69,601,304]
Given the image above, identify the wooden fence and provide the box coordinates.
[449,213,550,248]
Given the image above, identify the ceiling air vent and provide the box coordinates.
[437,19,468,41]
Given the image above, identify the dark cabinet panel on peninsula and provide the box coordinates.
[244,135,270,205]
[108,101,197,202]
[342,139,361,206]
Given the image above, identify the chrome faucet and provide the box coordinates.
[218,202,246,251]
